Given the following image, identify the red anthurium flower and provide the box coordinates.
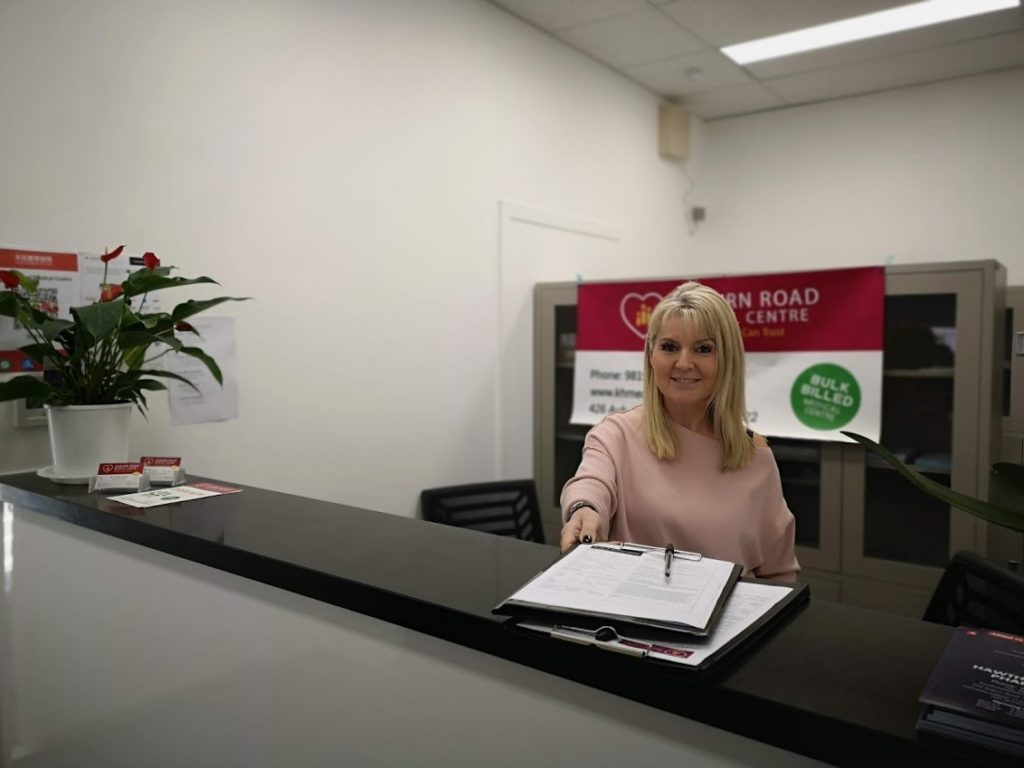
[0,270,19,290]
[174,321,197,333]
[100,245,125,263]
[100,283,124,302]
[142,251,160,270]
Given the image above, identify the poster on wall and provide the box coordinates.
[570,267,885,442]
[0,248,81,375]
[166,316,239,426]
[1,247,168,376]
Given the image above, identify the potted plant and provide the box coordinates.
[0,246,246,480]
[842,431,1024,534]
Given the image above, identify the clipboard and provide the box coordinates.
[509,578,809,672]
[492,542,743,637]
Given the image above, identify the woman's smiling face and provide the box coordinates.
[649,313,719,424]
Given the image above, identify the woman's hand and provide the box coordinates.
[559,507,602,553]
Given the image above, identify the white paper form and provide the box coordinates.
[109,482,241,508]
[643,581,791,665]
[520,581,792,667]
[507,544,737,632]
[166,316,239,426]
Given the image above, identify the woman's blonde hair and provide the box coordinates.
[641,281,754,470]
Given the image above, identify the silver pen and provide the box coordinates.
[592,541,702,562]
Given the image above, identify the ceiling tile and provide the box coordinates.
[679,82,787,120]
[487,0,1024,121]
[626,49,752,95]
[768,30,1024,106]
[658,0,906,46]
[556,7,706,68]
[489,0,648,32]
[746,8,1024,79]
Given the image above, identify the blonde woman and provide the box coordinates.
[559,281,799,580]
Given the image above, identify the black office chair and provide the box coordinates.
[420,480,545,544]
[922,550,1024,634]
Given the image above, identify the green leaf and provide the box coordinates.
[135,379,168,391]
[121,346,147,371]
[171,296,250,322]
[117,368,202,394]
[121,273,219,299]
[73,298,124,340]
[0,291,21,318]
[118,330,182,352]
[178,346,223,385]
[40,318,74,341]
[842,431,1024,534]
[140,314,172,331]
[121,311,174,335]
[0,375,56,404]
[0,288,49,325]
[18,343,58,364]
[132,391,149,415]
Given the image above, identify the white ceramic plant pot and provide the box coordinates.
[45,403,133,480]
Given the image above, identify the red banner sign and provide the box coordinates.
[577,267,884,353]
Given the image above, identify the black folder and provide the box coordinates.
[505,578,809,672]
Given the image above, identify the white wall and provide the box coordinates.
[0,0,691,512]
[686,67,1024,281]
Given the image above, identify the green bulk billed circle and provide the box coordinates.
[790,363,861,430]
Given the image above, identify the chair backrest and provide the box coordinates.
[420,480,545,544]
[922,550,1024,634]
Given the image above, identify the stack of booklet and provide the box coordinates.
[918,627,1024,757]
[493,542,808,671]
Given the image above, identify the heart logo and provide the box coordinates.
[619,292,662,340]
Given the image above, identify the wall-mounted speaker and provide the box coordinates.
[658,104,690,162]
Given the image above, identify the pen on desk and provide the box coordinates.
[664,543,674,577]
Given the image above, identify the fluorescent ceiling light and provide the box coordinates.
[721,0,1021,65]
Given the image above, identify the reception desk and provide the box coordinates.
[0,473,1014,767]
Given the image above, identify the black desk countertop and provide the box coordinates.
[0,472,1014,767]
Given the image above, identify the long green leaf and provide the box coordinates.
[0,375,56,404]
[131,391,148,415]
[178,346,223,385]
[171,296,249,322]
[118,330,182,352]
[115,368,202,394]
[121,313,174,335]
[121,273,218,299]
[74,298,124,340]
[18,343,58,364]
[842,431,1024,534]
